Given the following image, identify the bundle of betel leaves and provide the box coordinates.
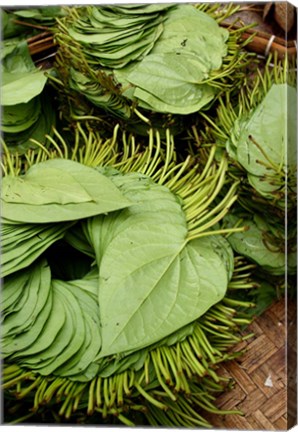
[51,3,255,134]
[197,54,297,313]
[1,2,296,428]
[0,7,64,154]
[2,124,256,426]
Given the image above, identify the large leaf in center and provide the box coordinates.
[91,173,229,358]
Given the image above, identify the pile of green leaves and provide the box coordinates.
[1,38,55,154]
[200,56,297,309]
[2,127,256,426]
[230,85,295,273]
[2,157,231,377]
[66,4,172,69]
[224,83,296,210]
[114,5,228,114]
[1,3,295,428]
[223,83,296,276]
[54,3,246,122]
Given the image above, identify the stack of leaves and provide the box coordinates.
[223,82,296,211]
[197,55,297,309]
[223,81,296,276]
[1,36,56,154]
[1,126,255,427]
[53,3,253,127]
[65,4,173,69]
[112,4,229,114]
[2,3,294,427]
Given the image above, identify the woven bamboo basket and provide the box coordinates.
[205,298,297,430]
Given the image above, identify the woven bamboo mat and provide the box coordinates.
[205,298,297,430]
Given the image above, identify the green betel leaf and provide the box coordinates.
[118,52,215,114]
[13,8,53,19]
[112,4,228,114]
[98,234,228,358]
[1,70,48,106]
[131,81,215,115]
[1,11,29,39]
[237,83,286,174]
[2,159,132,223]
[236,84,295,200]
[150,4,228,68]
[223,213,291,275]
[3,169,92,205]
[82,173,229,358]
[1,40,35,74]
[84,171,188,266]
